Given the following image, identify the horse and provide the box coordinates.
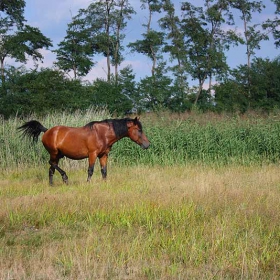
[18,117,150,185]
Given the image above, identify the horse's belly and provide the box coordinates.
[60,148,88,160]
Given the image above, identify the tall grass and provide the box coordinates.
[2,109,280,169]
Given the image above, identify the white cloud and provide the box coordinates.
[26,0,90,25]
[84,57,108,81]
[5,49,55,70]
[83,57,152,82]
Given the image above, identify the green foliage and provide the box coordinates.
[71,0,135,81]
[262,0,280,48]
[128,30,165,61]
[54,18,95,79]
[1,1,280,115]
[179,1,231,103]
[3,110,280,169]
[4,25,52,63]
[215,57,280,113]
[89,78,133,114]
[137,63,173,111]
[128,0,164,78]
[0,67,91,118]
[0,0,25,26]
[250,57,280,110]
[214,80,249,113]
[112,113,280,166]
[1,54,280,117]
[0,3,52,86]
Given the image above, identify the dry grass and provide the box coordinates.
[1,163,280,279]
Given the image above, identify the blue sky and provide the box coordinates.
[16,0,280,85]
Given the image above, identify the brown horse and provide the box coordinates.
[18,117,150,185]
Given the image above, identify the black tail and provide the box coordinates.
[17,120,48,142]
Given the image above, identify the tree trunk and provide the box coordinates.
[147,2,157,77]
[106,0,112,81]
[242,12,251,105]
[1,58,5,84]
[194,74,206,105]
[0,58,6,94]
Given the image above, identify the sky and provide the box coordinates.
[10,0,280,84]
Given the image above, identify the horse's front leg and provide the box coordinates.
[87,152,97,182]
[99,154,108,180]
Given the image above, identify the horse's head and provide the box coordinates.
[127,117,150,149]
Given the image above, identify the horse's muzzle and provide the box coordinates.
[141,141,150,149]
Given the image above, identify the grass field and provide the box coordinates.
[1,109,280,279]
[1,164,280,279]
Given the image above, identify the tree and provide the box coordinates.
[159,0,188,93]
[262,0,280,48]
[74,0,134,82]
[0,0,52,89]
[249,57,280,110]
[214,79,249,113]
[128,0,164,77]
[180,1,231,105]
[111,0,135,81]
[137,62,173,111]
[117,65,137,111]
[89,78,133,114]
[214,57,280,113]
[54,17,95,79]
[0,67,88,117]
[0,25,52,86]
[229,0,268,97]
[0,0,25,26]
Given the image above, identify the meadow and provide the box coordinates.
[1,109,280,279]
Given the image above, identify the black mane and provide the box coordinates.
[85,118,141,138]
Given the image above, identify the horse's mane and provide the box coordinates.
[85,118,142,138]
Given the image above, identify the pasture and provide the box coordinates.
[1,109,280,279]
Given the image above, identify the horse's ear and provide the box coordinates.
[127,120,134,127]
[128,117,139,127]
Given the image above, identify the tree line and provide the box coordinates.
[0,0,279,118]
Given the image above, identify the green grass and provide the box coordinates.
[1,164,280,279]
[2,109,280,169]
[1,109,280,278]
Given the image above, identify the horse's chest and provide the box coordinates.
[97,145,112,156]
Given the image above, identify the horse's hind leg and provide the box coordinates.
[49,165,55,186]
[49,160,68,185]
[49,154,68,185]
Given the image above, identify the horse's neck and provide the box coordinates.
[105,123,128,146]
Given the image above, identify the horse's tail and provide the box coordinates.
[17,120,48,143]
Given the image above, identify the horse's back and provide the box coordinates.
[42,126,93,159]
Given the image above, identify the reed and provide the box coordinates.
[2,109,280,168]
[113,112,280,166]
